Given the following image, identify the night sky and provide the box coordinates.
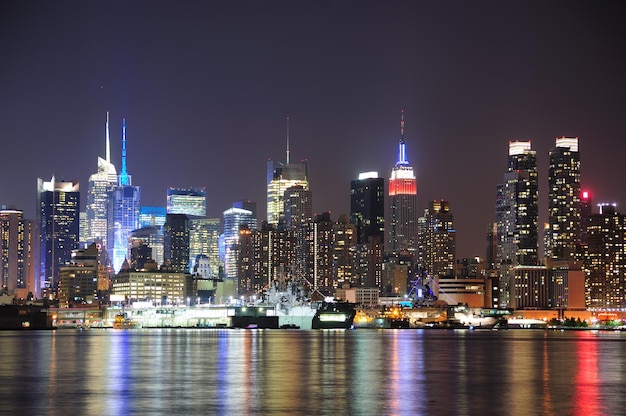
[1,1,625,259]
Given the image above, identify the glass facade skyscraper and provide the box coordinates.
[86,112,117,249]
[167,187,207,217]
[267,160,308,226]
[36,177,80,298]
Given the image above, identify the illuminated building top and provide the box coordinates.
[508,140,532,156]
[555,136,579,152]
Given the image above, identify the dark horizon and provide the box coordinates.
[1,1,625,258]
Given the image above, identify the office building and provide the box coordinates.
[86,112,118,249]
[108,119,141,272]
[222,205,257,279]
[350,171,384,288]
[418,200,455,277]
[164,214,190,273]
[36,177,80,298]
[0,207,26,294]
[167,187,207,217]
[388,111,418,253]
[189,217,220,276]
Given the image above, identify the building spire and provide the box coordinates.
[105,111,111,163]
[119,118,131,186]
[286,116,290,165]
[397,109,408,165]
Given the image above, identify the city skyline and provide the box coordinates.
[1,2,625,259]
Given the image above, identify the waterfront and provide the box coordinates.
[0,329,625,416]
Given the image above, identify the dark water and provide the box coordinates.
[0,329,625,416]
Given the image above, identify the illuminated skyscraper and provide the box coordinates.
[36,177,80,298]
[189,217,220,276]
[495,141,539,307]
[86,112,117,249]
[350,171,385,288]
[164,214,189,273]
[267,119,308,225]
[0,207,26,294]
[108,119,141,272]
[418,200,455,277]
[222,205,257,279]
[585,203,626,309]
[167,187,207,217]
[548,137,581,261]
[388,110,418,253]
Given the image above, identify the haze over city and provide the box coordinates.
[1,1,625,258]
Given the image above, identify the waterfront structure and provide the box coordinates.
[548,137,581,261]
[0,207,26,294]
[86,112,117,249]
[189,217,220,276]
[388,111,418,253]
[418,200,455,277]
[36,177,80,299]
[350,171,384,288]
[58,243,100,307]
[108,119,141,272]
[266,126,308,225]
[112,267,187,304]
[495,141,539,307]
[585,204,626,309]
[164,214,190,273]
[166,187,207,217]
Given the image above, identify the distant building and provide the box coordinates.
[166,187,207,217]
[548,136,581,261]
[139,206,166,229]
[585,204,626,309]
[108,119,141,273]
[58,244,100,307]
[267,140,308,225]
[222,205,257,279]
[86,112,117,249]
[164,214,190,273]
[37,176,80,299]
[418,200,455,278]
[350,171,385,288]
[0,207,26,294]
[495,141,539,307]
[112,268,187,304]
[189,217,220,276]
[388,111,418,253]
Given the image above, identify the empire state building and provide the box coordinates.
[388,111,418,252]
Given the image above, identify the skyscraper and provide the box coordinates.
[495,141,539,307]
[189,217,220,276]
[222,206,257,280]
[548,136,581,261]
[86,112,117,249]
[585,203,626,309]
[108,119,141,272]
[36,177,80,298]
[350,171,385,288]
[0,207,26,294]
[166,187,207,217]
[388,111,418,253]
[164,213,190,273]
[418,200,455,277]
[267,121,308,225]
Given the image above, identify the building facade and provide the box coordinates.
[166,187,207,217]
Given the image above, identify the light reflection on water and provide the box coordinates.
[0,329,625,415]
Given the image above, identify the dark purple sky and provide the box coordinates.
[1,1,625,259]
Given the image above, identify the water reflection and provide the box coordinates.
[0,329,625,415]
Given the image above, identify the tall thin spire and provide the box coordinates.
[397,109,408,165]
[286,116,290,165]
[105,112,111,163]
[119,118,131,186]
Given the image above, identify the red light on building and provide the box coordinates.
[582,190,590,200]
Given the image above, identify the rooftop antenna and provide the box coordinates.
[397,109,408,165]
[119,118,131,186]
[286,116,290,165]
[105,112,111,163]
